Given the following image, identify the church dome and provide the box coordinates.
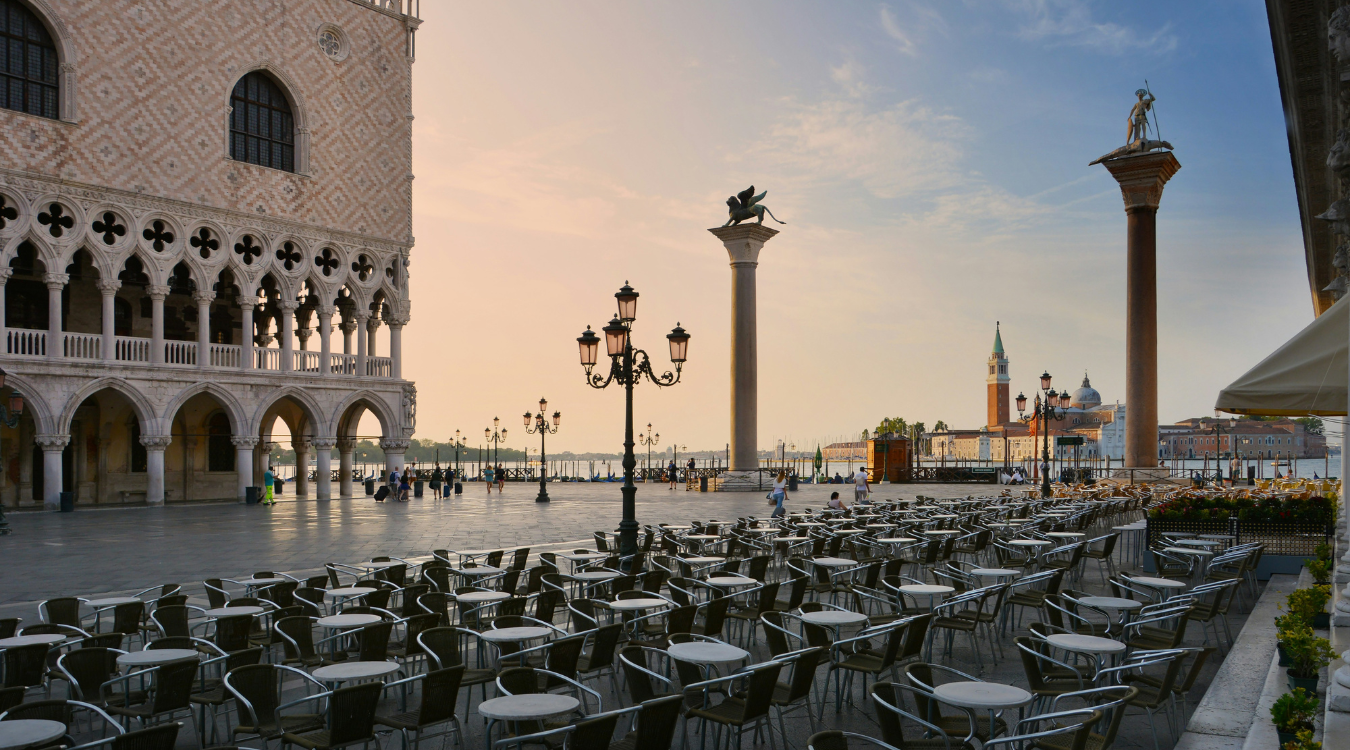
[1070,373,1101,409]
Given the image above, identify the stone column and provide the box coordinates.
[356,313,370,376]
[35,434,68,510]
[317,306,333,377]
[280,300,297,372]
[366,316,381,358]
[341,319,356,356]
[141,434,171,506]
[338,438,356,497]
[1099,151,1180,470]
[98,280,120,362]
[0,268,11,351]
[708,225,779,473]
[231,436,257,502]
[238,298,255,371]
[313,437,336,500]
[381,438,409,477]
[387,317,404,380]
[148,284,169,365]
[193,291,213,368]
[44,273,67,360]
[294,439,310,498]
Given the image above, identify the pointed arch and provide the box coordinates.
[250,385,325,436]
[4,0,77,122]
[58,377,156,434]
[0,371,55,433]
[160,382,247,435]
[227,62,310,174]
[331,389,398,439]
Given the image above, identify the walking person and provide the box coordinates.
[431,464,443,499]
[398,473,411,502]
[263,465,275,506]
[496,464,506,492]
[668,459,679,489]
[853,466,870,505]
[485,464,494,494]
[770,470,788,518]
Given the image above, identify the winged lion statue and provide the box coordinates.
[723,186,786,227]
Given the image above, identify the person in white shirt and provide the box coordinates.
[770,470,788,518]
[853,468,870,504]
[827,491,848,510]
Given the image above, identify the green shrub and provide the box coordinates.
[1285,586,1331,626]
[1271,688,1318,733]
[1282,729,1321,750]
[1282,626,1336,678]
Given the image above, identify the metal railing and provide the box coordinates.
[62,332,100,360]
[7,329,45,356]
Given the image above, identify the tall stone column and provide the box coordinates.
[313,437,336,500]
[366,316,381,358]
[1099,151,1180,470]
[148,284,168,365]
[44,273,67,360]
[232,436,257,502]
[141,435,171,505]
[355,312,370,376]
[341,319,356,356]
[194,291,214,368]
[35,434,68,510]
[338,438,356,497]
[238,298,255,371]
[98,280,120,362]
[294,439,310,498]
[0,268,11,351]
[317,305,333,377]
[708,225,779,473]
[387,317,405,380]
[280,300,297,371]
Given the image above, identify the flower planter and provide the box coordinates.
[1278,730,1300,748]
[1313,612,1330,629]
[1277,643,1291,667]
[1286,670,1319,692]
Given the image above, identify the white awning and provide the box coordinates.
[1214,294,1346,417]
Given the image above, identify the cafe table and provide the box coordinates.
[479,694,579,750]
[311,661,400,686]
[0,720,66,750]
[0,634,67,649]
[1046,633,1126,674]
[897,584,954,610]
[117,649,199,669]
[932,681,1033,740]
[202,606,265,618]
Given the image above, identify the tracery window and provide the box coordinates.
[229,71,295,172]
[0,0,59,120]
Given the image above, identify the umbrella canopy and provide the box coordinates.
[1214,294,1347,417]
[814,446,823,470]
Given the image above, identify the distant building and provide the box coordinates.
[1160,418,1326,459]
[822,441,867,461]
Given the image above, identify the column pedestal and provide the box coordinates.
[1099,150,1180,472]
[708,224,779,478]
[232,436,258,502]
[141,436,171,505]
[35,434,68,510]
[313,438,336,500]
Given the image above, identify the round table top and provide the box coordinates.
[245,577,289,585]
[795,522,826,527]
[1165,532,1196,538]
[117,649,199,667]
[1009,539,1051,547]
[682,557,724,564]
[480,626,553,643]
[706,577,757,587]
[455,567,504,576]
[1174,539,1221,547]
[865,524,896,529]
[933,681,1033,710]
[1197,534,1235,541]
[799,610,869,627]
[774,537,810,543]
[898,584,955,596]
[456,591,511,604]
[1078,596,1143,610]
[83,596,141,608]
[1165,546,1213,556]
[573,571,619,581]
[608,598,668,611]
[0,634,67,648]
[1046,532,1084,538]
[561,552,608,561]
[834,529,867,536]
[479,694,579,721]
[1047,633,1126,655]
[667,641,749,664]
[685,535,723,541]
[317,614,382,628]
[355,561,399,569]
[312,661,401,681]
[929,514,959,520]
[325,587,376,599]
[203,606,264,618]
[922,530,961,536]
[1127,576,1187,589]
[877,537,918,544]
[971,568,1019,577]
[0,720,66,750]
[1113,524,1147,531]
[811,557,855,567]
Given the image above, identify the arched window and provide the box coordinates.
[0,0,59,120]
[230,71,295,172]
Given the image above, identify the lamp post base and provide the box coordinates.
[536,479,550,503]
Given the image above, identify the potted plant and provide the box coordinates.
[1281,729,1321,750]
[1275,614,1306,667]
[1306,557,1331,586]
[1286,586,1332,629]
[1283,625,1336,691]
[1271,688,1318,747]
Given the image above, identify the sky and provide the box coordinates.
[394,0,1314,456]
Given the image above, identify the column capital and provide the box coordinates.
[96,279,121,294]
[339,319,359,333]
[147,284,170,300]
[43,273,69,289]
[708,224,779,266]
[311,437,338,449]
[314,303,336,318]
[337,437,357,451]
[230,436,260,449]
[293,439,312,452]
[1099,150,1181,212]
[0,268,13,284]
[237,296,258,310]
[366,317,383,331]
[192,291,215,305]
[279,298,300,312]
[380,438,411,452]
[139,435,173,450]
[34,434,70,450]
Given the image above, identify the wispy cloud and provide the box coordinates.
[878,2,948,57]
[879,5,918,56]
[830,60,876,98]
[1007,0,1177,55]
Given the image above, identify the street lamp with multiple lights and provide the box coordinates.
[524,398,561,503]
[576,281,690,558]
[1016,371,1072,498]
[485,418,507,479]
[451,430,466,494]
[637,424,659,480]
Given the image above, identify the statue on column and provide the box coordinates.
[1089,86,1173,165]
[722,186,786,227]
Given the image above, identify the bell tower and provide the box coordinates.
[987,322,1010,427]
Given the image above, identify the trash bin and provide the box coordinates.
[1248,466,1256,486]
[274,479,284,496]
[414,480,424,498]
[699,476,709,492]
[365,479,375,496]
[59,491,74,512]
[246,486,261,505]
[454,481,463,495]
[788,477,798,491]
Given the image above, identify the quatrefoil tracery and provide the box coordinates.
[92,212,126,246]
[233,234,262,265]
[276,241,302,271]
[143,220,175,252]
[315,247,340,277]
[352,254,374,282]
[190,228,219,260]
[37,203,74,238]
[0,196,17,230]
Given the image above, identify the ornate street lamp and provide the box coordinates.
[0,367,23,535]
[524,398,561,503]
[485,418,507,480]
[1016,371,1071,498]
[638,424,659,481]
[576,282,690,557]
[451,429,466,494]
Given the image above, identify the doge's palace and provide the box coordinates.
[0,0,421,508]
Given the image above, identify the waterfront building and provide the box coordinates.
[1159,418,1326,460]
[0,0,421,509]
